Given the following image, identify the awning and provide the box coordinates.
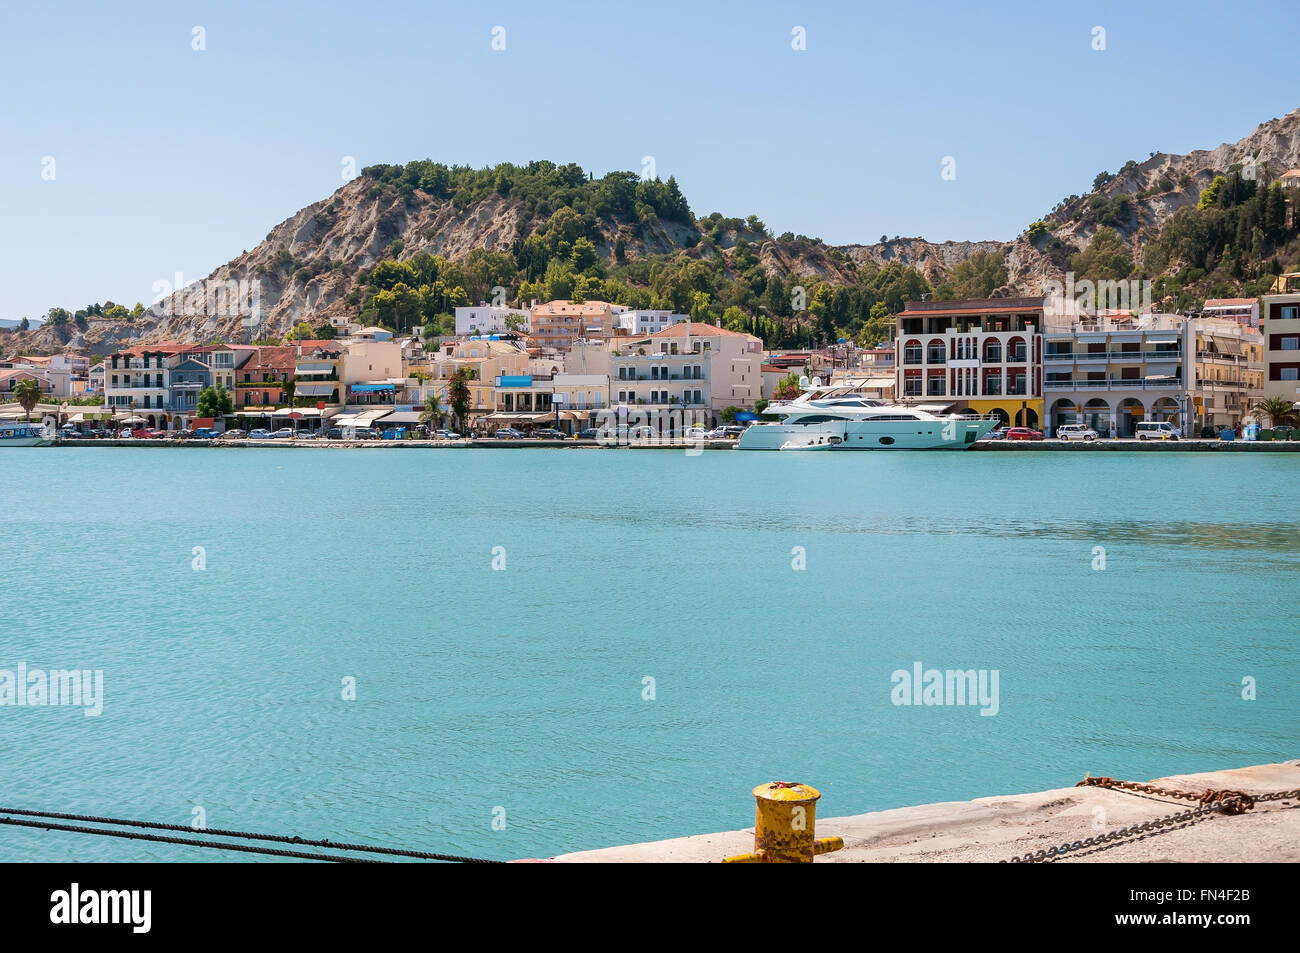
[296,383,336,397]
[273,407,323,417]
[484,412,553,423]
[377,411,421,425]
[350,383,395,393]
[915,403,955,414]
[857,377,894,388]
[1217,337,1243,355]
[334,409,391,426]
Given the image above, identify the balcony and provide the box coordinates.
[1044,378,1182,390]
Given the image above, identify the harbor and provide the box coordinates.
[553,761,1300,863]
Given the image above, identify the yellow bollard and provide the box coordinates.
[722,781,844,863]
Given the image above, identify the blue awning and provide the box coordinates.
[351,383,395,393]
[735,411,760,421]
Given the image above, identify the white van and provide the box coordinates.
[1135,420,1180,441]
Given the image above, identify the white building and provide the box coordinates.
[454,305,530,335]
[615,310,687,336]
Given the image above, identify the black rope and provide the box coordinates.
[0,807,504,864]
[0,816,375,862]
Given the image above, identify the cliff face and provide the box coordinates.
[12,109,1300,355]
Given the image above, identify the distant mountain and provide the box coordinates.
[11,108,1300,355]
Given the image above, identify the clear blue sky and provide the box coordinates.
[1,0,1295,319]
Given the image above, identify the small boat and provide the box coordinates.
[0,420,54,447]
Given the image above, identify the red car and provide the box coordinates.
[1005,427,1044,441]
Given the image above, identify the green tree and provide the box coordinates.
[196,384,234,418]
[12,378,42,420]
[1070,227,1134,281]
[774,373,803,401]
[420,392,443,429]
[449,366,476,432]
[1255,396,1297,427]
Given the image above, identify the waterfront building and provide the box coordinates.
[454,304,530,335]
[233,346,298,410]
[484,372,609,434]
[1261,272,1300,406]
[0,367,55,401]
[895,297,1046,429]
[1188,318,1264,433]
[1042,312,1264,436]
[609,321,762,428]
[167,354,213,418]
[292,343,344,408]
[88,362,104,394]
[529,300,627,350]
[1042,312,1185,437]
[104,345,181,428]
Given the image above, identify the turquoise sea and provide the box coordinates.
[1,447,1296,861]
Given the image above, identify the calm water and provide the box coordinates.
[1,446,1296,861]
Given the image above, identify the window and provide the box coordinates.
[1282,337,1300,351]
[1282,306,1299,320]
[903,344,922,364]
[1283,368,1299,381]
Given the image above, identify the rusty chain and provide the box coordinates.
[1000,775,1300,864]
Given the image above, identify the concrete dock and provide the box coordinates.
[553,760,1300,862]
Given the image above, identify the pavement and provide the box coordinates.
[552,760,1300,862]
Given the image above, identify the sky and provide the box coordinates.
[1,0,1297,320]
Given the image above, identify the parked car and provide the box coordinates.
[193,427,219,439]
[90,428,111,439]
[249,429,273,439]
[1055,424,1099,441]
[269,428,296,439]
[533,428,567,439]
[575,428,600,440]
[980,429,1007,440]
[683,426,709,440]
[629,425,656,440]
[352,427,380,440]
[221,429,249,440]
[715,425,747,439]
[295,431,318,439]
[60,429,86,439]
[493,427,526,439]
[1005,427,1044,441]
[1135,421,1179,441]
[436,429,461,440]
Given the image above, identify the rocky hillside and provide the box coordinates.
[10,108,1300,355]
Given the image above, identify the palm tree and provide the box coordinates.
[420,392,442,430]
[12,378,42,421]
[1255,396,1297,428]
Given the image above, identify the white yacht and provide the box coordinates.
[737,388,997,450]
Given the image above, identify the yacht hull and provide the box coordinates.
[737,417,996,450]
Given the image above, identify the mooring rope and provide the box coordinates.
[0,806,504,864]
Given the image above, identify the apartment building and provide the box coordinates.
[529,300,626,349]
[454,304,530,335]
[895,297,1045,429]
[609,321,762,427]
[1043,312,1186,437]
[615,310,686,336]
[1261,272,1300,405]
